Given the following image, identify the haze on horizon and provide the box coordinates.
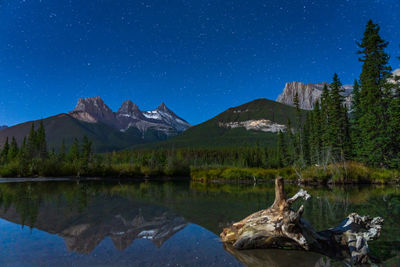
[0,0,399,126]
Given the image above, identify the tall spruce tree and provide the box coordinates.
[37,120,47,159]
[302,113,311,165]
[310,101,322,164]
[8,137,18,160]
[356,20,392,166]
[350,80,361,159]
[27,123,37,158]
[320,84,331,162]
[276,130,285,167]
[328,73,346,161]
[293,92,302,161]
[1,137,9,163]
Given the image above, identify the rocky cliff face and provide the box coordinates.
[69,97,191,136]
[276,82,353,110]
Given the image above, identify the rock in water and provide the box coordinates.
[220,177,384,265]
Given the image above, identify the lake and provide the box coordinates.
[0,179,399,266]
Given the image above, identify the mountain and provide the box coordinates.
[0,126,7,131]
[276,82,353,110]
[140,98,306,148]
[0,97,190,152]
[69,97,190,136]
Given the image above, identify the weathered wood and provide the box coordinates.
[220,177,384,265]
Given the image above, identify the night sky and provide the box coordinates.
[0,0,399,126]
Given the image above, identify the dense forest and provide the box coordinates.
[279,20,400,170]
[0,20,399,182]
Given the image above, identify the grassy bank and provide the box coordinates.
[0,160,190,179]
[191,162,400,184]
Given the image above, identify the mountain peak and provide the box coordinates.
[157,102,169,112]
[118,100,140,113]
[70,96,116,126]
[73,96,112,113]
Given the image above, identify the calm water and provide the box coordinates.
[0,180,399,267]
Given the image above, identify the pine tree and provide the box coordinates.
[350,80,361,159]
[309,101,322,164]
[81,136,92,171]
[320,84,331,162]
[37,120,47,159]
[302,113,311,165]
[68,138,80,162]
[8,137,19,160]
[328,73,345,161]
[1,137,9,163]
[276,130,287,167]
[357,20,392,166]
[59,139,66,161]
[293,92,302,160]
[286,119,295,165]
[27,123,37,158]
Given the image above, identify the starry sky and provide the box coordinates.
[0,0,399,126]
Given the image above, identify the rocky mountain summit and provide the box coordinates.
[69,96,191,136]
[276,81,353,110]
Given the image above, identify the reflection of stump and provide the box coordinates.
[220,177,384,265]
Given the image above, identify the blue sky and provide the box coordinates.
[0,0,399,126]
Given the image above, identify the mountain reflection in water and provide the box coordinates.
[0,180,399,266]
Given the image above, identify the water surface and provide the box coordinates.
[0,180,399,266]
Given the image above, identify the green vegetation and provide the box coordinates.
[191,162,400,184]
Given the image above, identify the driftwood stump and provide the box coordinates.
[220,177,384,265]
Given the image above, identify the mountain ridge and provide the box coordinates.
[69,96,191,135]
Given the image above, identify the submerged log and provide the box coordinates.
[220,177,384,265]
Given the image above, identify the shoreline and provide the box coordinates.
[0,176,191,183]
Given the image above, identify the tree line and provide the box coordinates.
[0,121,94,177]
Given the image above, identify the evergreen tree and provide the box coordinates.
[328,73,346,161]
[36,120,47,159]
[59,140,66,161]
[68,138,80,162]
[320,84,331,162]
[302,113,311,165]
[1,137,9,163]
[8,137,19,160]
[276,130,287,167]
[81,136,93,171]
[350,80,361,158]
[293,92,302,160]
[286,119,295,165]
[309,101,322,164]
[357,20,392,166]
[27,123,37,158]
